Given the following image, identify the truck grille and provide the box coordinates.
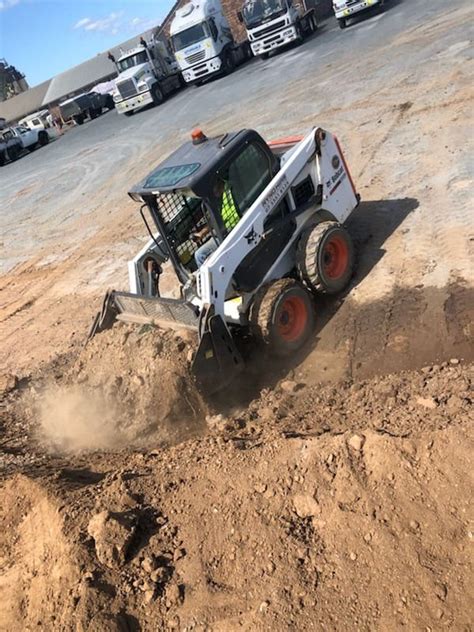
[252,19,287,40]
[185,50,206,65]
[117,79,137,99]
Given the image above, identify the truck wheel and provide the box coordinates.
[338,17,347,29]
[151,84,164,105]
[38,131,49,146]
[28,143,37,152]
[74,115,84,125]
[250,278,315,357]
[260,52,269,60]
[222,50,235,75]
[297,222,354,294]
[106,96,115,110]
[0,151,5,166]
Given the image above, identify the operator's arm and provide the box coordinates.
[192,225,210,242]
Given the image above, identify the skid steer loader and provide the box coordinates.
[89,126,360,393]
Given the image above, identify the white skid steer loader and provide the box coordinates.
[89,126,360,393]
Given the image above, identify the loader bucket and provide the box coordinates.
[87,292,244,396]
[87,290,199,343]
[192,308,244,395]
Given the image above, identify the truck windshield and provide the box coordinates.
[171,24,208,52]
[117,50,148,72]
[242,0,285,27]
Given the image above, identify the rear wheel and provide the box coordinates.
[38,131,49,146]
[297,221,354,294]
[250,278,315,357]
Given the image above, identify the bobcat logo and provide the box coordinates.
[244,226,258,245]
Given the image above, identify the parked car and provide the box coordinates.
[0,125,51,165]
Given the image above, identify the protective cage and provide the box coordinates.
[154,192,208,272]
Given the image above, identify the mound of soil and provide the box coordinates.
[37,324,207,452]
[0,361,472,631]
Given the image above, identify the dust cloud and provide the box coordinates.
[38,385,125,452]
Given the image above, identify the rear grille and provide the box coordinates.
[185,50,206,65]
[253,19,286,39]
[117,79,137,99]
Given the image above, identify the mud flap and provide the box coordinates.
[192,308,244,395]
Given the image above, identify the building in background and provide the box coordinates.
[0,59,29,102]
[0,0,332,124]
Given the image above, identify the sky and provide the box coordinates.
[0,0,172,87]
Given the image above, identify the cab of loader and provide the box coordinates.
[128,128,290,289]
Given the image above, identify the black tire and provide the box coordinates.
[106,95,115,110]
[8,145,21,161]
[38,131,49,146]
[297,221,354,294]
[295,21,304,43]
[151,83,164,105]
[28,143,37,152]
[124,111,134,117]
[250,278,315,357]
[222,50,236,75]
[260,52,269,60]
[0,151,5,166]
[338,17,347,29]
[74,115,84,125]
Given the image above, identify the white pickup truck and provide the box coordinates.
[0,125,50,166]
[333,0,384,29]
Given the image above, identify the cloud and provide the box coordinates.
[0,0,20,10]
[73,11,125,35]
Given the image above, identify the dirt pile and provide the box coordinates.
[1,361,472,631]
[37,324,207,452]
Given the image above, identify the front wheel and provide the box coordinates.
[222,50,236,75]
[297,222,354,294]
[151,84,164,105]
[250,278,315,357]
[338,17,347,29]
[260,52,270,60]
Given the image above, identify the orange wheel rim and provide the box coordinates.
[323,235,349,279]
[277,296,308,342]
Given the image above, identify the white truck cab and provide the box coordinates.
[333,0,384,29]
[111,38,182,115]
[238,0,317,59]
[170,0,249,84]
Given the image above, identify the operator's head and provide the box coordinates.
[213,178,226,198]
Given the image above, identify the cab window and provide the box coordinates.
[226,143,272,216]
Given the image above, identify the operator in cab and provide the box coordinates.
[193,177,239,266]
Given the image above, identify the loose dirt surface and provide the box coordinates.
[1,357,472,630]
[0,2,473,630]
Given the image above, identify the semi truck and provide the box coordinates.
[169,0,250,85]
[109,37,182,116]
[238,0,317,59]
